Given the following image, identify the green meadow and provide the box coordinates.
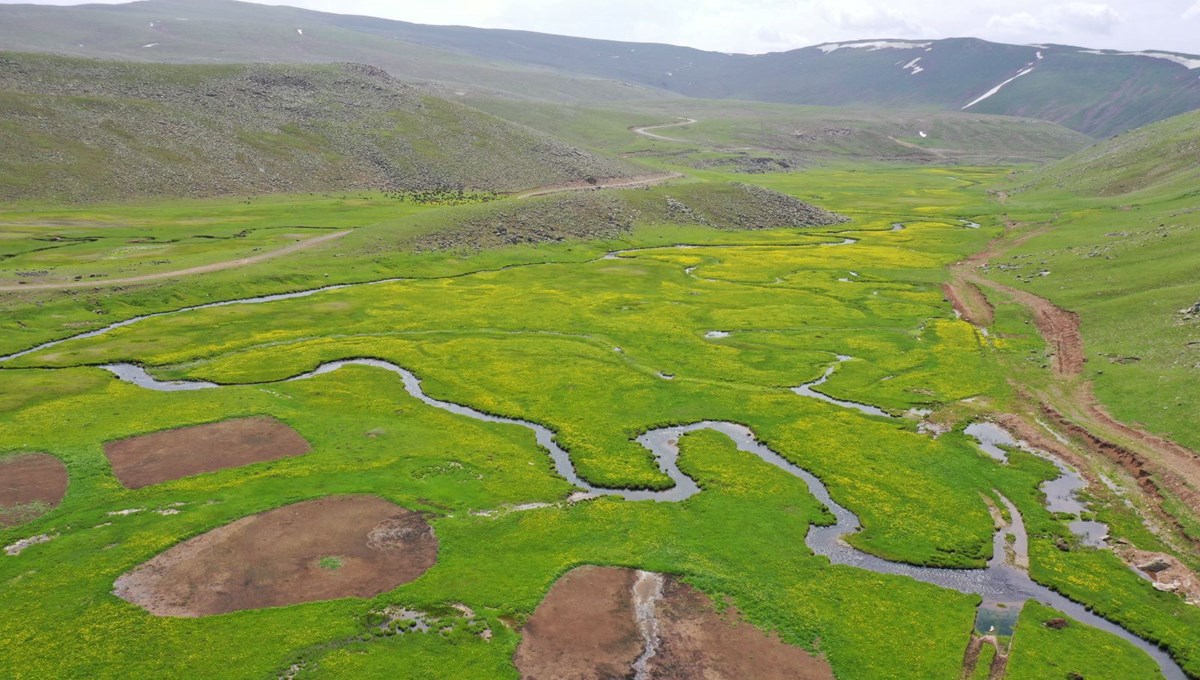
[2,164,1197,679]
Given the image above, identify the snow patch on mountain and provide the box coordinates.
[1080,49,1200,69]
[819,41,931,54]
[962,67,1035,109]
[903,57,924,75]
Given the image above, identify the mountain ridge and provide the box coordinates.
[2,0,1198,136]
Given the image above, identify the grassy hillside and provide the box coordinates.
[0,0,671,104]
[469,97,1093,165]
[0,52,635,203]
[994,110,1200,452]
[3,1,1196,136]
[1014,109,1200,197]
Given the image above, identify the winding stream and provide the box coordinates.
[102,358,1185,679]
[965,422,1109,548]
[791,355,892,418]
[1,231,1183,677]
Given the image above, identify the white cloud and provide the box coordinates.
[818,4,927,35]
[986,2,1123,41]
[1184,1,1200,19]
[1059,2,1123,33]
[986,12,1046,35]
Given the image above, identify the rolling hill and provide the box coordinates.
[1014,108,1200,197]
[0,52,634,203]
[1,0,1198,136]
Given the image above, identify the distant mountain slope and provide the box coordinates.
[2,0,1198,136]
[469,97,1093,165]
[0,0,671,103]
[0,52,633,203]
[1015,109,1200,197]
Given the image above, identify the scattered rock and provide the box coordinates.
[5,533,57,556]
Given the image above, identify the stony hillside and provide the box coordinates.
[3,0,1198,136]
[0,52,633,203]
[1014,109,1200,197]
[408,182,847,252]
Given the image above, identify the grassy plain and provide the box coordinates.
[2,163,1197,679]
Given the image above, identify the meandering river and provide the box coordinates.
[101,358,1186,679]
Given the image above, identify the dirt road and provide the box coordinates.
[0,229,351,292]
[3,172,685,292]
[947,218,1200,547]
[631,118,697,143]
[514,172,683,199]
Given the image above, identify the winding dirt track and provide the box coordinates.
[2,173,684,293]
[0,229,351,292]
[947,219,1200,547]
[630,118,697,143]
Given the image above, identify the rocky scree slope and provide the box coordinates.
[0,53,634,203]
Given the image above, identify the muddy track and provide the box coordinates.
[0,229,352,292]
[942,281,995,327]
[949,215,1200,551]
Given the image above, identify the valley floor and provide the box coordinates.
[1,164,1197,680]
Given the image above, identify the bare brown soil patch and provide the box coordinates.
[104,416,311,489]
[515,566,833,680]
[113,495,436,616]
[647,576,835,680]
[514,566,643,680]
[0,453,68,527]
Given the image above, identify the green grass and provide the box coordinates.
[318,556,344,571]
[1007,601,1165,679]
[1,163,1196,679]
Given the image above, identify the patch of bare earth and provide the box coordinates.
[103,416,311,489]
[647,576,835,680]
[514,566,833,680]
[514,566,643,680]
[114,495,436,616]
[959,635,1007,680]
[0,453,68,527]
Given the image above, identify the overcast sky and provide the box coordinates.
[8,0,1200,54]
